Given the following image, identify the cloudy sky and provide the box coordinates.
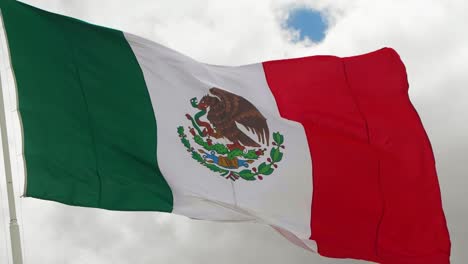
[0,0,467,263]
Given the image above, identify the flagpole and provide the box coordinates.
[0,77,24,264]
[0,41,24,264]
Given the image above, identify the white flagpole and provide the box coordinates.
[0,74,24,264]
[0,73,23,264]
[0,10,24,264]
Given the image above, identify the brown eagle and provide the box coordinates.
[198,87,269,150]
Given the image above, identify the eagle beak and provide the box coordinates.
[198,103,207,110]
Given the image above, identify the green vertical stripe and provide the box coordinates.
[1,2,173,211]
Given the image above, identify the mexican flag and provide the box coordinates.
[0,1,450,263]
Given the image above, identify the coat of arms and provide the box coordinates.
[177,87,285,181]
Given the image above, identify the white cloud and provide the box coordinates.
[1,0,467,263]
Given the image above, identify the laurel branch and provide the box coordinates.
[177,126,285,181]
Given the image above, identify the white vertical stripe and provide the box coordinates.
[124,33,314,248]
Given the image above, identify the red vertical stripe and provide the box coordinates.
[263,48,450,264]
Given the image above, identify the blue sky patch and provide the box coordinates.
[286,8,327,42]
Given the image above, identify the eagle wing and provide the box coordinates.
[210,88,270,146]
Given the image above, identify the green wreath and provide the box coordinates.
[177,126,285,181]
